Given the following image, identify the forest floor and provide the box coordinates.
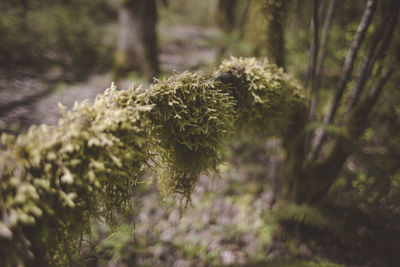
[1,24,398,267]
[0,24,220,133]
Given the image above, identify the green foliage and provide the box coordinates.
[140,72,236,203]
[96,223,138,263]
[330,77,400,211]
[275,203,342,234]
[0,84,150,266]
[0,0,115,77]
[217,57,305,136]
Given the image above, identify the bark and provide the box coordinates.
[115,0,159,81]
[311,0,377,159]
[217,0,238,33]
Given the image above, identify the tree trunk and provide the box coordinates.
[244,0,289,68]
[217,0,238,33]
[311,0,377,160]
[115,0,159,81]
[308,0,337,121]
[281,0,400,204]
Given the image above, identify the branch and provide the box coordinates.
[0,57,306,266]
[305,64,394,203]
[345,7,399,116]
[310,0,377,159]
[309,0,337,121]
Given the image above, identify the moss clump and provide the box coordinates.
[0,57,308,265]
[0,84,150,266]
[217,57,305,136]
[140,72,236,203]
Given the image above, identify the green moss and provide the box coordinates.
[217,57,305,136]
[140,72,236,205]
[0,84,151,266]
[0,57,307,265]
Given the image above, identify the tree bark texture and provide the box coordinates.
[115,0,159,81]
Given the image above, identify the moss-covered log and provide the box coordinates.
[0,57,307,266]
[1,54,387,265]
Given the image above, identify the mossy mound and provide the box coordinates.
[0,84,150,265]
[141,72,236,202]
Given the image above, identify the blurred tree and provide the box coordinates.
[244,0,291,68]
[216,0,238,33]
[115,0,159,81]
[0,0,115,79]
[280,0,400,203]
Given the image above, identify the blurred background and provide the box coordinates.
[1,0,400,266]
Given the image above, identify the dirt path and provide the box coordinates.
[0,25,220,132]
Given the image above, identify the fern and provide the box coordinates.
[275,203,342,234]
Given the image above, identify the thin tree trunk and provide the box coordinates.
[309,0,337,121]
[263,0,288,68]
[115,0,159,81]
[245,0,289,68]
[310,65,393,202]
[285,63,393,203]
[307,0,320,121]
[311,0,377,159]
[345,8,399,116]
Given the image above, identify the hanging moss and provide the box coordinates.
[0,57,307,266]
[138,72,236,203]
[0,84,151,266]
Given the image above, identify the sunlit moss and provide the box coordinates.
[217,57,305,136]
[0,84,151,266]
[139,72,236,204]
[0,57,307,266]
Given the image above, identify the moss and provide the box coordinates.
[217,57,305,136]
[139,72,236,205]
[0,84,151,266]
[0,57,307,265]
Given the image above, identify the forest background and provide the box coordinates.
[0,0,400,266]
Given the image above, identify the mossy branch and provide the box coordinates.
[0,57,305,266]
